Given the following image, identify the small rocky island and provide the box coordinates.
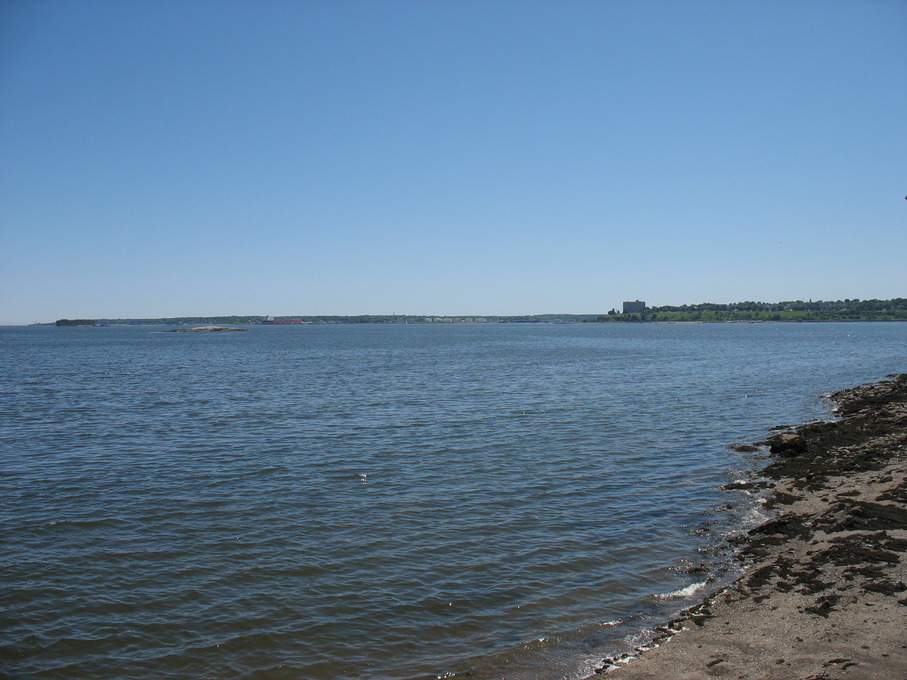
[164,326,247,333]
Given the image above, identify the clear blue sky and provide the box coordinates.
[1,0,905,323]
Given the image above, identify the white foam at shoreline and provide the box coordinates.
[654,581,708,599]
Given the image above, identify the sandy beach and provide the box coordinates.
[591,373,907,679]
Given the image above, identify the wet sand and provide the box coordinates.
[591,373,907,679]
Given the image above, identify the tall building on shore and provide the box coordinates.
[623,300,646,314]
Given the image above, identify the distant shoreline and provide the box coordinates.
[28,300,907,326]
[34,317,907,328]
[593,374,907,678]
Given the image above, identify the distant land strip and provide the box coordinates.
[51,314,598,326]
[595,298,907,322]
[47,298,907,327]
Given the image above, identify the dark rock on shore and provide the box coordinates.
[767,432,808,455]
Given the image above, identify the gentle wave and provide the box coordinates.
[653,581,710,599]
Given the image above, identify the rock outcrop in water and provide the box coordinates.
[164,326,247,332]
[594,373,907,679]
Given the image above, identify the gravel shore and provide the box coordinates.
[591,373,907,680]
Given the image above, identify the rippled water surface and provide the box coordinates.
[2,322,905,679]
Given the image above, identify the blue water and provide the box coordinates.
[1,322,904,679]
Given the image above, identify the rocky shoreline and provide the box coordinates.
[591,373,907,679]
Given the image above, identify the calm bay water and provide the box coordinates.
[2,322,905,679]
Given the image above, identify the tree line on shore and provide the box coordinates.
[53,314,598,326]
[594,298,907,323]
[50,299,907,326]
